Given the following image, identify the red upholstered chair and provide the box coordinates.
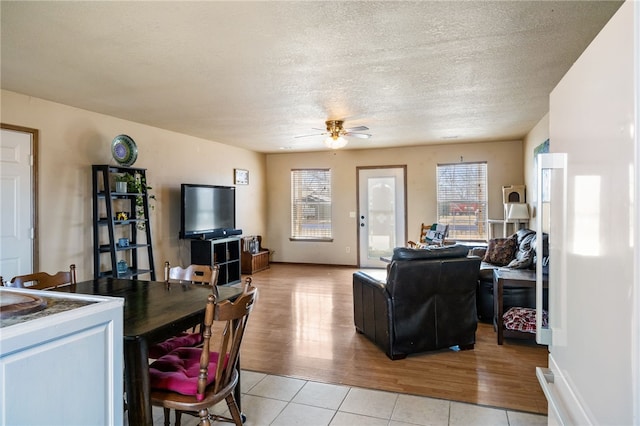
[148,262,220,359]
[149,278,257,426]
[8,265,77,290]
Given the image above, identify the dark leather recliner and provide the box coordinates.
[353,244,481,360]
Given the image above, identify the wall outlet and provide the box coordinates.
[345,247,350,253]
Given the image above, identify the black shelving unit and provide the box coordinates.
[190,237,241,285]
[92,164,156,280]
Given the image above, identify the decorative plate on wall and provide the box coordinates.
[111,134,138,166]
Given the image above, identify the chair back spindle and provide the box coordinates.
[8,265,77,290]
[164,261,219,286]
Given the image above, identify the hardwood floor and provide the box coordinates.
[239,263,548,415]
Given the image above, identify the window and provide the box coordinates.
[291,169,332,240]
[436,162,487,241]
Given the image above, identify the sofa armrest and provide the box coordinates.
[352,271,388,333]
[352,270,393,357]
[468,247,487,258]
[353,270,387,292]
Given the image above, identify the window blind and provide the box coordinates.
[436,162,487,241]
[291,169,332,239]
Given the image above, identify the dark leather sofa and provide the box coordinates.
[352,244,481,360]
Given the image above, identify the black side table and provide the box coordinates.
[493,268,548,345]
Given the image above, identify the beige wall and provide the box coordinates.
[266,139,525,266]
[1,90,267,281]
[2,88,546,274]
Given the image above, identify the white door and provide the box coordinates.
[357,167,406,268]
[1,127,34,280]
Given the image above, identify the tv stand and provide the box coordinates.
[194,228,242,240]
[190,237,241,285]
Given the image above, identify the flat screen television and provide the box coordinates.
[180,184,241,239]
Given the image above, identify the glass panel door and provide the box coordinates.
[357,167,406,268]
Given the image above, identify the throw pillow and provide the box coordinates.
[507,232,536,269]
[483,237,517,266]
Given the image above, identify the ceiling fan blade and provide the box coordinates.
[344,132,372,139]
[294,132,327,138]
[344,126,369,132]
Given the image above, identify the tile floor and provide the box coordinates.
[145,370,548,426]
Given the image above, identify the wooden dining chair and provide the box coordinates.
[407,223,436,248]
[8,264,77,290]
[148,262,221,359]
[419,222,434,244]
[164,261,219,286]
[149,278,257,426]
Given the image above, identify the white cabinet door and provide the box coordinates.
[0,289,124,426]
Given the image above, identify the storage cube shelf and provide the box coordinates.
[190,237,241,285]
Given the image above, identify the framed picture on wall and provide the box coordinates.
[234,168,249,185]
[534,139,550,201]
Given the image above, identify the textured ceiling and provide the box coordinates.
[0,1,623,153]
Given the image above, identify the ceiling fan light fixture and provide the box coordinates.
[295,119,368,149]
[324,135,348,149]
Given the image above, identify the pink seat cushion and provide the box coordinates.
[150,347,226,400]
[148,332,203,359]
[503,307,548,333]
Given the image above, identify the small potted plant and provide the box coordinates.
[115,175,128,193]
[116,172,156,229]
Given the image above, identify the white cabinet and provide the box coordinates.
[0,287,124,426]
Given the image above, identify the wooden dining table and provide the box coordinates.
[55,277,244,426]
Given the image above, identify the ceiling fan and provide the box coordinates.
[295,120,372,149]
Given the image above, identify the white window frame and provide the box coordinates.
[436,162,487,241]
[290,169,333,241]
